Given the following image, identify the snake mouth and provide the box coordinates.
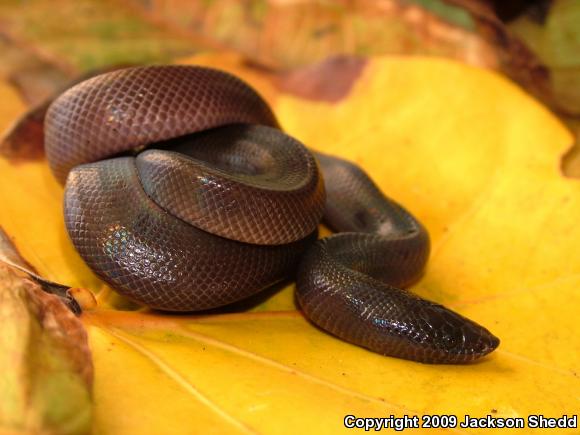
[442,333,500,364]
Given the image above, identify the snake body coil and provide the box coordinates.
[45,65,499,363]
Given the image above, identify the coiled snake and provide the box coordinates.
[44,65,499,364]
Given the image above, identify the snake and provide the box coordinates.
[44,65,499,364]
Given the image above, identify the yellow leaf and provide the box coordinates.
[85,310,446,434]
[1,55,578,434]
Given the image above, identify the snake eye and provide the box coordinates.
[441,332,459,348]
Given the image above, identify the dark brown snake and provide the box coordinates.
[44,65,499,364]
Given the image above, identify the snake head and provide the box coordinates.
[409,301,500,364]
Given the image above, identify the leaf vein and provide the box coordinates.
[105,326,258,435]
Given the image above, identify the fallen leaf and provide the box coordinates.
[85,310,447,434]
[1,54,579,433]
[138,0,560,124]
[138,0,499,70]
[0,253,92,434]
[1,0,554,121]
[507,0,580,176]
[0,33,72,107]
[509,0,580,117]
[0,0,207,77]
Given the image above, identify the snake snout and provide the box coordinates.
[425,307,500,364]
[463,324,500,359]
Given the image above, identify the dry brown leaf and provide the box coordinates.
[0,258,92,434]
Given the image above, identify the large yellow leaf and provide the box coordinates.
[0,55,578,433]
